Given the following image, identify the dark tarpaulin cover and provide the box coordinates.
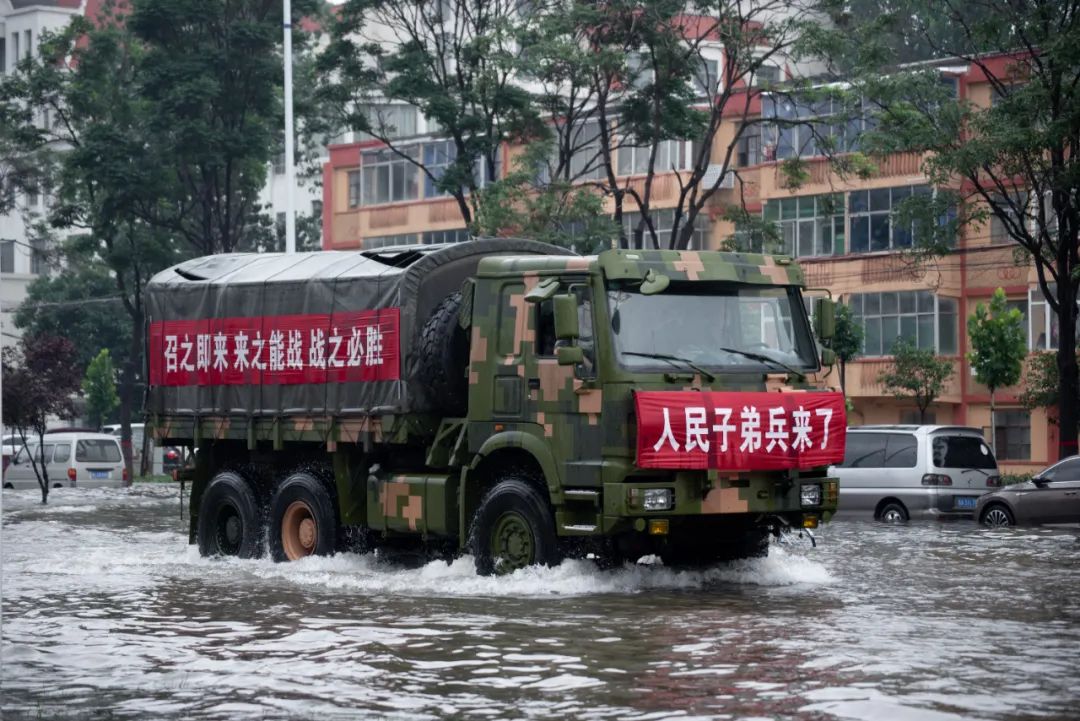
[145,239,575,418]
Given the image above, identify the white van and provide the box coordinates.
[2,433,127,490]
[829,425,1000,521]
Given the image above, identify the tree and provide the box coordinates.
[13,240,131,371]
[319,0,825,249]
[1,336,82,504]
[878,338,954,423]
[83,349,120,430]
[967,288,1027,454]
[828,303,864,393]
[815,0,1080,460]
[318,0,545,230]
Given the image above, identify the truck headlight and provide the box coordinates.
[629,487,674,511]
[800,484,822,507]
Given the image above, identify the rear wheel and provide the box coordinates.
[878,501,909,523]
[269,472,338,562]
[197,471,264,558]
[470,478,561,576]
[982,504,1015,527]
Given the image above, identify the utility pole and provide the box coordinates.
[283,0,297,254]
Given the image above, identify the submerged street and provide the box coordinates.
[1,484,1078,721]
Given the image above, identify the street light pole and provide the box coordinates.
[283,0,297,254]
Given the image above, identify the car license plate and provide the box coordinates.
[90,471,108,479]
[955,496,977,509]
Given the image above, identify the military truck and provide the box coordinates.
[146,239,844,574]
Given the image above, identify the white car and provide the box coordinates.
[3,432,127,490]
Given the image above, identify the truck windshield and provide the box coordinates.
[607,283,818,372]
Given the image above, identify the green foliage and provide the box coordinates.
[878,338,954,422]
[13,237,132,370]
[472,144,618,253]
[815,0,1080,457]
[1,335,82,504]
[967,288,1027,393]
[83,349,120,430]
[1000,472,1033,487]
[830,304,864,365]
[1020,351,1057,416]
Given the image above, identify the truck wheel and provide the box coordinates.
[417,291,469,417]
[268,472,337,562]
[197,471,263,559]
[470,478,561,576]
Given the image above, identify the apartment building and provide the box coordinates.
[321,45,1051,471]
[1,0,85,348]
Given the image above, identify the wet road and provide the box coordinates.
[1,484,1078,721]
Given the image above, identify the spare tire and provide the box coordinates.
[417,291,469,416]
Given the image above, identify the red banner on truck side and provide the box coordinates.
[635,390,846,470]
[148,308,400,386]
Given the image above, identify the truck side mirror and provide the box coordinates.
[556,345,584,366]
[554,294,579,340]
[815,298,836,341]
[820,348,836,366]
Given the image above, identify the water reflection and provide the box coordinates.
[2,486,1078,720]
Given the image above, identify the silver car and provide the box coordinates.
[3,433,127,490]
[829,425,1000,521]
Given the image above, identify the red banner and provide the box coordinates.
[635,391,846,471]
[148,309,400,386]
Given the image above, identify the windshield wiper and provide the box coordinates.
[621,351,716,382]
[716,347,806,380]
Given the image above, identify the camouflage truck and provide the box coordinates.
[146,239,845,574]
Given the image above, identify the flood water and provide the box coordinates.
[2,484,1078,721]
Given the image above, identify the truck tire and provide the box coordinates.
[197,471,264,559]
[268,471,338,562]
[470,477,561,576]
[417,291,469,416]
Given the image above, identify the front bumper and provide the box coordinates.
[600,473,837,531]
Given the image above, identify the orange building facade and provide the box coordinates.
[321,52,1058,473]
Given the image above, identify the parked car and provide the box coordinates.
[829,425,1000,521]
[977,456,1080,526]
[2,432,127,490]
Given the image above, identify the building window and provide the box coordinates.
[273,151,285,175]
[1,38,6,74]
[623,209,708,250]
[753,64,781,87]
[736,126,761,167]
[763,194,844,258]
[361,146,420,205]
[12,34,19,66]
[994,410,1031,461]
[30,237,46,275]
[357,104,418,140]
[347,170,361,208]
[900,410,936,425]
[693,57,719,97]
[849,290,957,356]
[848,185,931,253]
[568,120,604,181]
[1027,284,1079,351]
[423,140,456,197]
[989,191,1029,245]
[763,93,874,160]
[617,139,688,177]
[422,228,469,244]
[1,240,14,273]
[363,233,419,249]
[24,30,31,59]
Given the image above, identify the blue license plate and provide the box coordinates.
[955,496,977,509]
[90,471,108,479]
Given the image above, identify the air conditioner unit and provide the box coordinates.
[702,164,735,190]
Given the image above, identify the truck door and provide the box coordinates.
[528,281,603,487]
